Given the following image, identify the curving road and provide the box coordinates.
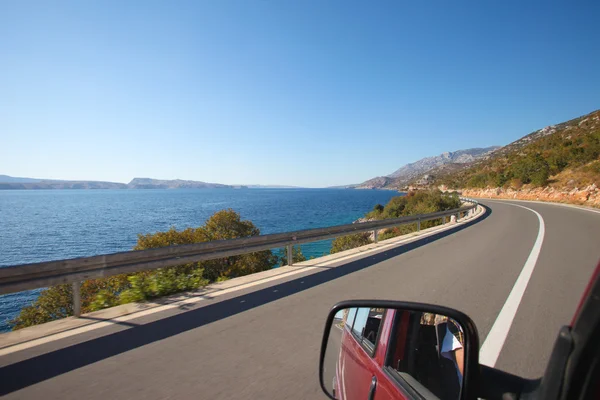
[1,200,599,399]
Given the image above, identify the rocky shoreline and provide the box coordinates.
[459,184,600,208]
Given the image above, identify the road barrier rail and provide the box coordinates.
[0,198,479,316]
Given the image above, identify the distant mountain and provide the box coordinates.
[327,184,359,189]
[386,147,500,180]
[354,176,395,190]
[243,184,302,189]
[0,175,309,190]
[0,175,232,190]
[0,180,127,190]
[354,146,500,189]
[0,175,42,183]
[127,178,231,189]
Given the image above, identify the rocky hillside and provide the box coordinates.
[461,185,600,208]
[354,146,499,189]
[387,147,499,179]
[354,176,395,190]
[437,110,600,191]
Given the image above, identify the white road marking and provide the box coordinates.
[479,203,546,367]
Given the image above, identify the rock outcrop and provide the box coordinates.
[459,184,600,208]
[353,217,388,241]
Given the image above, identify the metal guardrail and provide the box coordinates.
[0,197,478,316]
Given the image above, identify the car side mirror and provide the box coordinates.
[319,300,480,400]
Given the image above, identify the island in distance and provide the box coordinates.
[0,176,301,190]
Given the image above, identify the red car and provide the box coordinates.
[331,307,463,400]
[321,262,600,400]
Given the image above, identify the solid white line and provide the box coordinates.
[479,203,546,367]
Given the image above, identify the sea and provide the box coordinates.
[0,188,399,331]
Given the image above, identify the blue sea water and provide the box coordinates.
[0,188,399,331]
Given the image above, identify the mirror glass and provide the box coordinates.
[322,307,466,400]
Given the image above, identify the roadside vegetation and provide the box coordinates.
[278,245,306,266]
[438,112,600,190]
[330,190,462,253]
[330,232,372,254]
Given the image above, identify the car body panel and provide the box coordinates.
[336,309,413,400]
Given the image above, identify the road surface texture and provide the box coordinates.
[322,317,344,396]
[1,200,599,399]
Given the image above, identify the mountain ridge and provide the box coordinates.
[0,175,308,190]
[353,146,500,189]
[127,178,230,189]
[386,146,500,179]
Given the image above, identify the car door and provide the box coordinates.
[370,309,411,400]
[337,307,389,400]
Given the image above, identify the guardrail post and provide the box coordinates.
[417,218,421,232]
[72,281,81,317]
[287,245,293,266]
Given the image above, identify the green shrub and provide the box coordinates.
[89,290,119,311]
[330,233,372,254]
[467,173,489,188]
[509,153,550,186]
[118,266,209,302]
[378,224,417,240]
[332,190,461,253]
[278,245,307,266]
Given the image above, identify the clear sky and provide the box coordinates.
[1,1,598,187]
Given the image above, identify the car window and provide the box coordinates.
[363,309,383,346]
[347,307,384,354]
[346,307,357,329]
[352,308,370,336]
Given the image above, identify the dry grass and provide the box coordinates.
[549,160,600,188]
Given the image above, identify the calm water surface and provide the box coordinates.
[0,188,399,331]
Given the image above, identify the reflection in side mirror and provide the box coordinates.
[320,301,479,400]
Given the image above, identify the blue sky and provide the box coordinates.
[1,1,598,187]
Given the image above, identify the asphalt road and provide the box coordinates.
[1,200,599,399]
[322,317,343,397]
